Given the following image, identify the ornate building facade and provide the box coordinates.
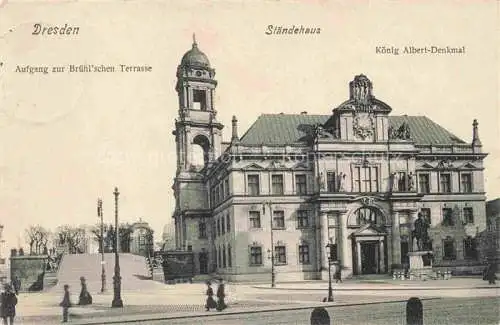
[172,39,488,281]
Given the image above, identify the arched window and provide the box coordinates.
[191,134,211,167]
[349,207,384,226]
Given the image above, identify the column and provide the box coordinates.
[379,240,385,273]
[356,241,362,275]
[320,212,329,270]
[391,211,401,266]
[339,212,350,271]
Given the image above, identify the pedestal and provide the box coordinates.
[407,251,434,280]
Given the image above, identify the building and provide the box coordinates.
[172,38,488,281]
[161,223,176,251]
[480,199,500,268]
[0,225,7,284]
[129,219,154,256]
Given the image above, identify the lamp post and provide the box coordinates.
[325,243,334,302]
[264,200,275,288]
[111,187,123,307]
[97,198,106,293]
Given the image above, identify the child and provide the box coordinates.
[59,284,72,323]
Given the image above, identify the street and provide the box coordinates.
[135,297,499,325]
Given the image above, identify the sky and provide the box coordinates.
[0,1,498,254]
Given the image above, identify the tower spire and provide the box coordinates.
[231,115,239,142]
[192,33,197,48]
[472,119,482,148]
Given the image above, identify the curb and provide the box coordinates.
[251,285,500,291]
[67,297,442,325]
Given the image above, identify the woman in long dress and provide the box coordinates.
[205,281,217,311]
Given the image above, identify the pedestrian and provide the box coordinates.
[204,281,217,311]
[334,266,342,283]
[77,276,92,305]
[59,284,72,323]
[0,283,18,325]
[486,262,497,285]
[216,278,227,311]
[11,277,20,296]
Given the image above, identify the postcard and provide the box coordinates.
[0,1,498,324]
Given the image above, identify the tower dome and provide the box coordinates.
[180,34,211,68]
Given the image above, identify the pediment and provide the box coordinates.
[461,162,477,169]
[294,161,309,170]
[420,162,434,169]
[244,163,265,170]
[350,223,386,237]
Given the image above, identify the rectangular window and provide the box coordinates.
[295,174,307,195]
[273,210,285,229]
[249,246,262,266]
[297,210,309,228]
[219,184,224,202]
[198,221,207,239]
[463,207,474,224]
[218,247,222,268]
[193,89,207,110]
[212,222,216,239]
[463,237,478,260]
[224,179,230,197]
[275,245,287,265]
[226,215,231,232]
[326,172,336,192]
[353,166,378,192]
[418,174,430,193]
[217,219,221,237]
[442,208,454,226]
[272,174,284,195]
[298,244,310,264]
[227,244,232,267]
[249,211,261,229]
[420,208,431,225]
[247,175,260,196]
[211,189,216,206]
[214,248,218,268]
[440,173,451,193]
[222,245,227,268]
[460,173,472,193]
[443,237,456,260]
[221,216,225,235]
[328,243,338,262]
[397,171,407,192]
[215,187,220,204]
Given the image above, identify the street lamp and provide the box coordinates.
[111,187,123,307]
[267,248,276,288]
[97,198,106,293]
[263,200,275,288]
[325,243,334,302]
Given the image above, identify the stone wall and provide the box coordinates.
[10,255,47,292]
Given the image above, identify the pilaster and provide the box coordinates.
[391,211,401,266]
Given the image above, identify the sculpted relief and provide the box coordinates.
[353,113,374,140]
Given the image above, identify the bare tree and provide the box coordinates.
[24,225,50,255]
[55,225,87,254]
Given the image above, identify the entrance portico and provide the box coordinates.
[350,224,387,275]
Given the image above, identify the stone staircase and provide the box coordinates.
[50,253,161,293]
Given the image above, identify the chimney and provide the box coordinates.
[472,119,482,151]
[231,115,239,142]
[301,111,307,115]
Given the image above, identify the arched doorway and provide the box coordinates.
[349,206,388,275]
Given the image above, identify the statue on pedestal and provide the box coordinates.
[412,212,430,251]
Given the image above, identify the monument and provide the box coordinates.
[407,212,434,280]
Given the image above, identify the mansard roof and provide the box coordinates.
[239,114,467,146]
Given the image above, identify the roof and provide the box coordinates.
[180,41,211,68]
[239,114,467,146]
